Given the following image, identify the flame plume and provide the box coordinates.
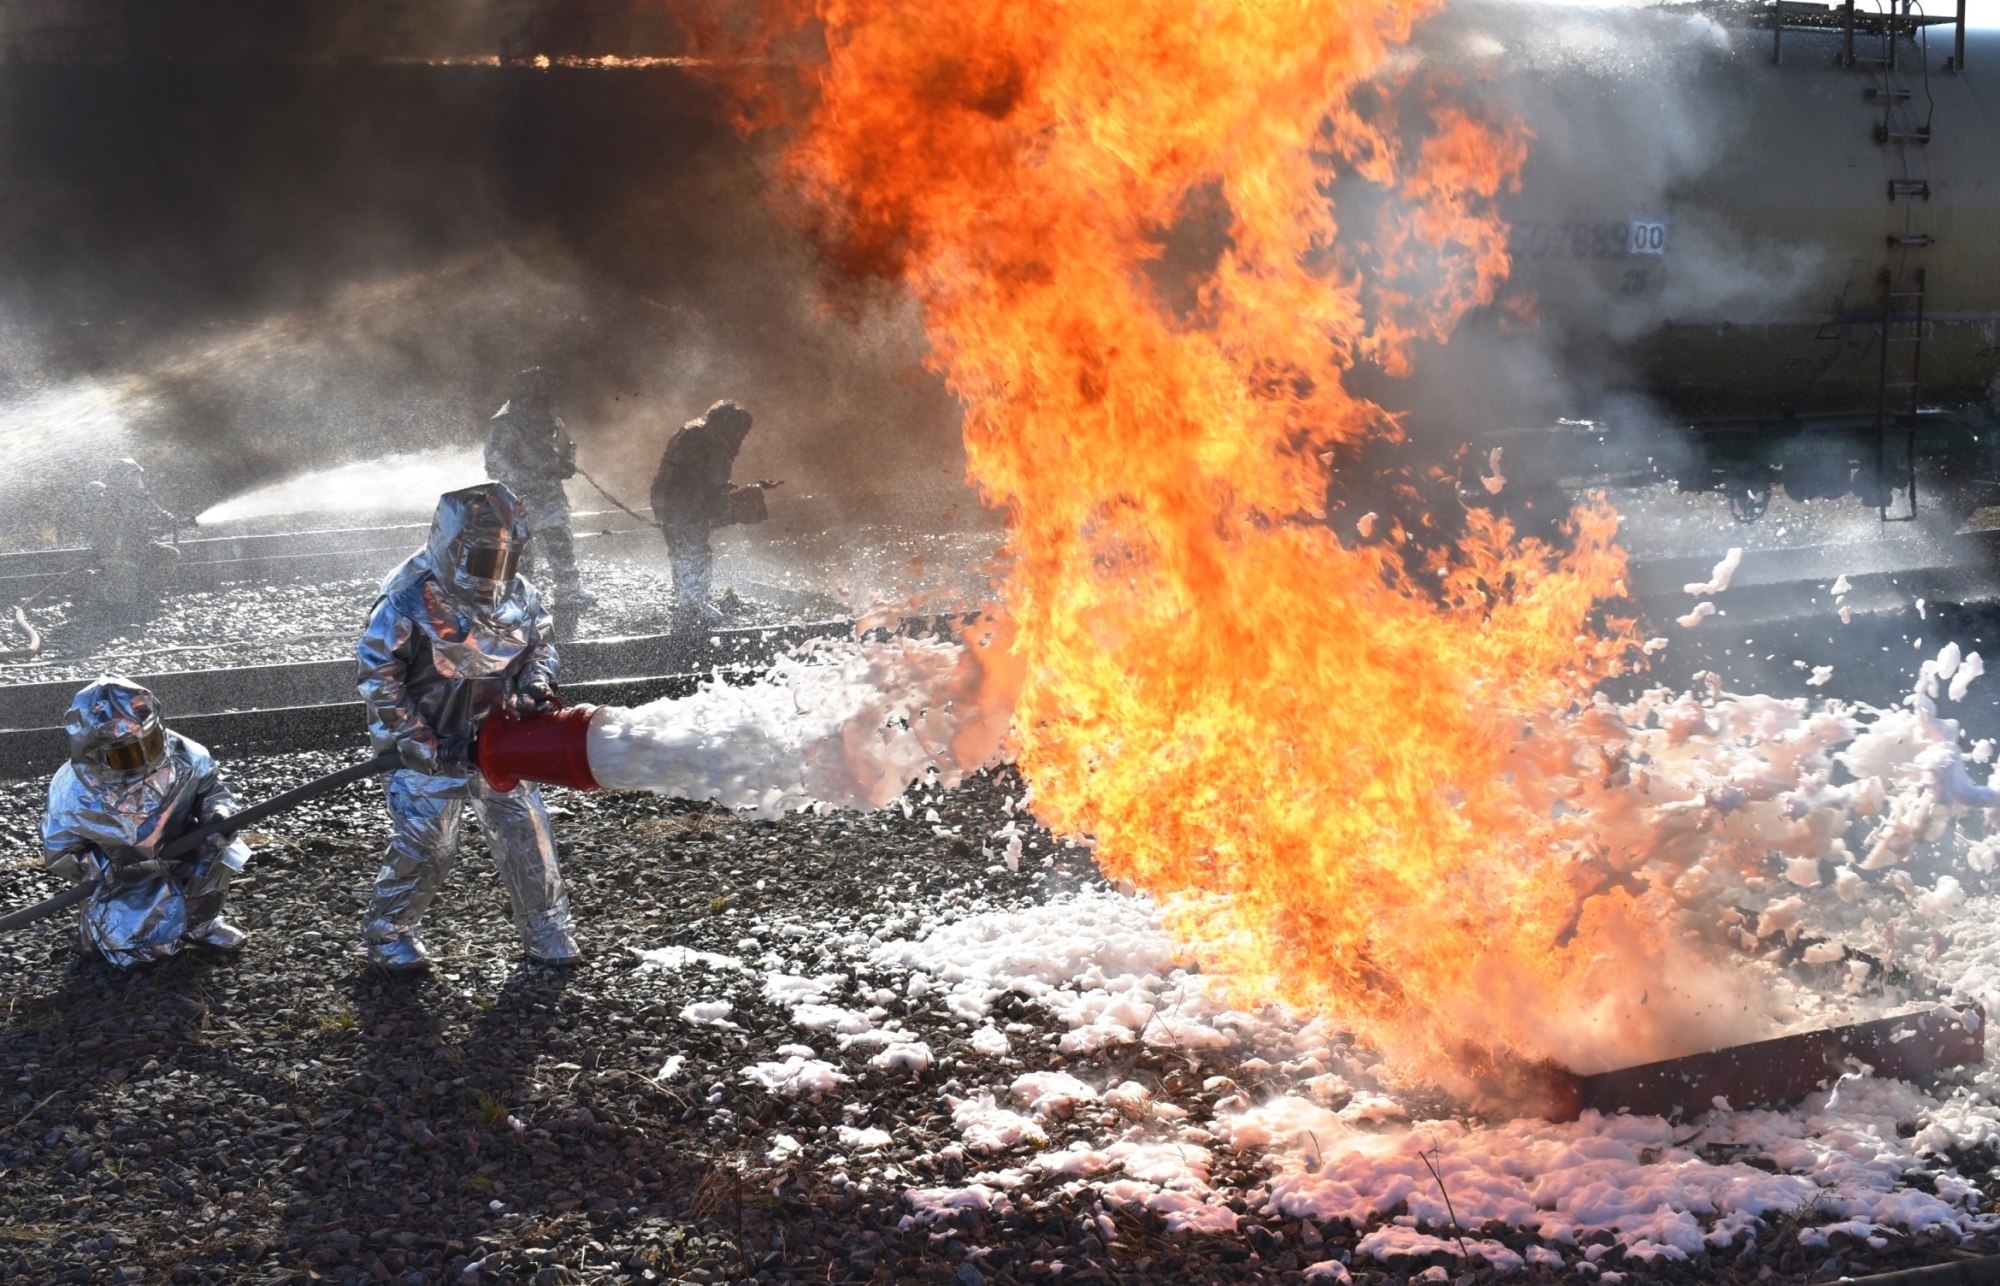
[705,0,1697,1077]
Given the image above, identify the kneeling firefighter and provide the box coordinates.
[43,678,249,967]
[356,482,580,971]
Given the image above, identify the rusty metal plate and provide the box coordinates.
[1573,1004,1985,1121]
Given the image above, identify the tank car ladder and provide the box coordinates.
[1857,0,1940,521]
[1761,0,1957,519]
[1874,267,1926,521]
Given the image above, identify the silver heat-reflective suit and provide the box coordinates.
[356,483,579,970]
[43,679,249,968]
[484,368,591,611]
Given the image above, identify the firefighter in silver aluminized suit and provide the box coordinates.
[483,367,594,613]
[355,482,581,971]
[42,678,249,967]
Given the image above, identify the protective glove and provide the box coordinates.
[509,679,558,718]
[200,822,245,869]
[48,848,107,886]
[397,732,443,774]
[435,734,474,768]
[102,847,167,879]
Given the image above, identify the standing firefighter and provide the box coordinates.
[355,482,580,971]
[649,400,772,627]
[484,367,594,613]
[83,458,179,618]
[42,678,248,967]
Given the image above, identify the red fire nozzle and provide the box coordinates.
[476,704,602,793]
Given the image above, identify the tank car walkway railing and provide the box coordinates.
[1752,0,1964,70]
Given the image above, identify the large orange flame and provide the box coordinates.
[696,0,1719,1078]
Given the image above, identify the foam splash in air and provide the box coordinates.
[1483,640,2000,1064]
[584,626,1021,816]
[1684,546,1743,596]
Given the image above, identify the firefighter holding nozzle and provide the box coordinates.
[42,678,249,967]
[650,399,776,628]
[355,482,582,972]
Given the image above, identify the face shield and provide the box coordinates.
[425,483,530,610]
[65,677,169,775]
[462,544,521,585]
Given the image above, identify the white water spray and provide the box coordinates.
[195,448,487,526]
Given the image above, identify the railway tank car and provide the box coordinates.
[1410,1,2000,521]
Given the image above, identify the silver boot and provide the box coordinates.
[185,915,248,951]
[367,930,433,972]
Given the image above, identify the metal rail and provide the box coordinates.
[0,513,663,597]
[0,672,720,781]
[1841,1255,2000,1284]
[0,621,854,731]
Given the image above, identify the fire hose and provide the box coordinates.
[0,563,92,663]
[0,704,609,934]
[575,466,782,533]
[576,467,660,531]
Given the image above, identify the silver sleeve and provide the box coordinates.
[523,586,560,694]
[42,767,94,867]
[357,596,435,756]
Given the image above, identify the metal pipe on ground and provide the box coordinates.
[1556,1006,1985,1122]
[1841,1255,2000,1284]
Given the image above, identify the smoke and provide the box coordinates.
[0,59,974,545]
[1344,2,1843,441]
[0,5,1855,548]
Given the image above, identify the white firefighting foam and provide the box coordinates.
[1565,645,1997,917]
[607,621,2000,1074]
[624,626,2000,1273]
[584,630,1017,815]
[658,872,2000,1274]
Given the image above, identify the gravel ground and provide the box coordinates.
[0,749,1997,1285]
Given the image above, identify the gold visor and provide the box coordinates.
[100,722,165,772]
[463,545,520,583]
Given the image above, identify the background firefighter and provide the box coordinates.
[483,366,595,616]
[355,481,580,972]
[42,677,249,968]
[82,458,179,619]
[648,399,773,627]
